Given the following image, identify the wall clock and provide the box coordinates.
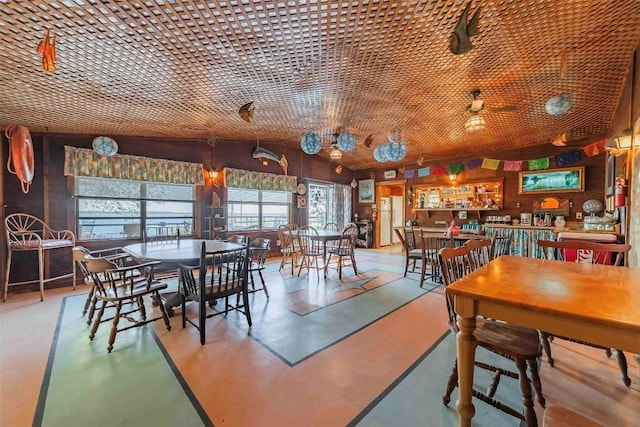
[297,183,307,195]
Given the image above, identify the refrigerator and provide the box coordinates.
[379,195,404,246]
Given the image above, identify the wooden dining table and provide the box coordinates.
[123,239,244,314]
[445,256,640,427]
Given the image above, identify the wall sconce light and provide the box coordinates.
[209,170,219,180]
[448,173,457,182]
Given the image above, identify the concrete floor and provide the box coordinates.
[1,246,638,426]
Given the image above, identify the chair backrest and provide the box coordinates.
[490,232,513,259]
[84,256,124,297]
[5,213,75,247]
[421,231,454,264]
[537,239,631,266]
[298,226,320,254]
[277,225,294,249]
[438,245,473,329]
[337,223,358,252]
[182,241,250,299]
[324,222,339,231]
[403,226,417,250]
[465,238,492,269]
[144,227,180,244]
[287,223,299,231]
[249,237,271,269]
[73,246,92,283]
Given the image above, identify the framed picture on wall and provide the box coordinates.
[605,154,615,196]
[297,195,307,208]
[518,166,585,194]
[358,179,375,203]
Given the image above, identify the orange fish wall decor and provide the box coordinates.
[37,29,56,72]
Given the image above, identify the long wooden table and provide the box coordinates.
[445,256,640,427]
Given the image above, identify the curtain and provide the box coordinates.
[63,146,205,185]
[333,183,352,228]
[223,167,297,192]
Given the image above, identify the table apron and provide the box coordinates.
[453,296,640,354]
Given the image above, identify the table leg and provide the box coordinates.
[456,314,477,427]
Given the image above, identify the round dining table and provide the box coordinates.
[122,239,244,315]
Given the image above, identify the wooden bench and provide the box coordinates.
[4,213,75,301]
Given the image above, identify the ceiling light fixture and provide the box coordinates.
[449,173,458,182]
[465,89,486,132]
[329,143,343,161]
[465,115,486,132]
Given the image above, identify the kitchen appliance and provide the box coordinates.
[520,213,532,226]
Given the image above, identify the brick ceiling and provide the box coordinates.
[1,1,639,170]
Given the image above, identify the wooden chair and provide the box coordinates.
[177,242,251,345]
[84,256,171,352]
[419,232,453,287]
[143,226,180,244]
[438,245,545,427]
[73,246,138,324]
[323,222,339,231]
[537,239,632,386]
[394,226,421,277]
[490,232,514,259]
[297,226,323,279]
[247,237,271,298]
[325,223,359,279]
[4,213,76,302]
[465,238,492,269]
[277,225,298,275]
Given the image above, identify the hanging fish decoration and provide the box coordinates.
[364,134,374,148]
[37,29,57,72]
[449,3,481,55]
[252,146,279,164]
[239,101,255,122]
[279,154,289,175]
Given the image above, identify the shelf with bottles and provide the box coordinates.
[413,178,503,213]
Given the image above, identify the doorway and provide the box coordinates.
[375,180,406,247]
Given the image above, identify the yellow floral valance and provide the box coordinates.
[224,167,297,192]
[64,146,205,185]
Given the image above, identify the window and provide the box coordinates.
[227,188,291,231]
[75,177,195,240]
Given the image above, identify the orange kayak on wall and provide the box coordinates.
[5,124,34,193]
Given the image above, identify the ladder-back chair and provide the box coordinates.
[439,245,545,426]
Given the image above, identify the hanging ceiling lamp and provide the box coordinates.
[329,143,343,161]
[337,132,356,151]
[385,141,407,162]
[465,89,486,132]
[465,114,486,132]
[373,143,390,162]
[300,132,322,154]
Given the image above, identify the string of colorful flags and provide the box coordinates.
[402,139,605,179]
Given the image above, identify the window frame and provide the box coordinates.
[226,187,291,232]
[73,177,196,241]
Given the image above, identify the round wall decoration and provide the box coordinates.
[297,183,307,195]
[336,132,356,151]
[92,136,119,156]
[385,141,407,162]
[373,143,389,162]
[545,94,572,115]
[300,132,322,154]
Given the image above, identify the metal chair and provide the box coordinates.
[537,239,632,386]
[4,213,76,302]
